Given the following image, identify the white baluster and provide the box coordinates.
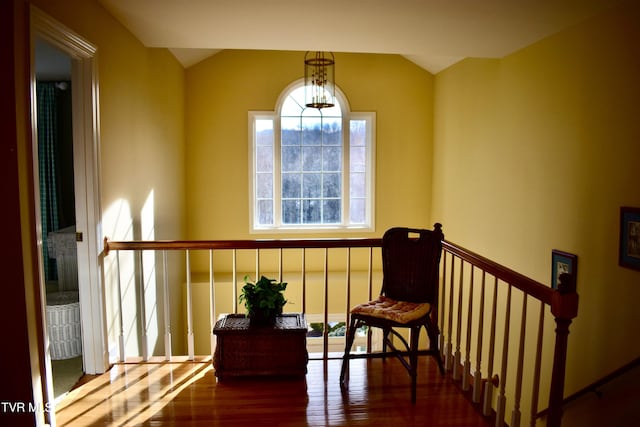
[511,294,528,427]
[115,251,125,362]
[462,266,474,391]
[453,259,464,381]
[445,255,455,372]
[323,248,329,359]
[138,250,148,361]
[301,248,306,314]
[472,271,486,403]
[232,249,237,314]
[345,247,351,337]
[278,248,283,283]
[163,250,172,361]
[483,276,499,417]
[439,251,447,363]
[209,250,216,357]
[529,303,545,427]
[496,285,512,427]
[186,250,194,360]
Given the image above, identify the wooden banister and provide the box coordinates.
[104,237,383,254]
[441,240,579,427]
[442,240,553,304]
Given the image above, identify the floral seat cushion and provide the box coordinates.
[351,295,431,324]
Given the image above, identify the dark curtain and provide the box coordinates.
[37,81,75,282]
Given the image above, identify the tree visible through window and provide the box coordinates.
[250,82,374,232]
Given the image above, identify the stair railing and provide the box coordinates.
[103,235,578,427]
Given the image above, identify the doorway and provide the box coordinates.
[31,8,107,413]
[35,38,84,401]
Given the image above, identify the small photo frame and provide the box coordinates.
[619,206,640,271]
[551,250,577,290]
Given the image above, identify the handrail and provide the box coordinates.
[104,237,383,253]
[442,240,554,304]
[441,239,579,427]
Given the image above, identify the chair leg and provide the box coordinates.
[409,326,420,403]
[340,317,359,385]
[382,328,391,361]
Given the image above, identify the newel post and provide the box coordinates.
[547,274,579,427]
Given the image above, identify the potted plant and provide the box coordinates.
[239,275,288,325]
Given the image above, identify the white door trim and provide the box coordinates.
[31,7,108,375]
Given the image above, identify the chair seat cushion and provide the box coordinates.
[351,295,431,324]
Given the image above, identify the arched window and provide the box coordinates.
[249,80,375,232]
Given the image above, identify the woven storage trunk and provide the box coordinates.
[213,314,308,379]
[46,291,82,360]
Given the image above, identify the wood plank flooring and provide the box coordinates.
[54,356,493,426]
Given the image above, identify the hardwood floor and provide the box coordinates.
[55,356,493,426]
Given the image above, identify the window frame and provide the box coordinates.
[249,80,375,234]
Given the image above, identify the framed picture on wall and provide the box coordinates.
[551,250,577,290]
[619,206,640,271]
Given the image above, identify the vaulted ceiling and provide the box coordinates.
[99,0,618,73]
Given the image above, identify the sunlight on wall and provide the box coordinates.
[102,198,139,360]
[141,190,160,356]
[102,191,166,360]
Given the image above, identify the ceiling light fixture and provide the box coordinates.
[304,51,335,109]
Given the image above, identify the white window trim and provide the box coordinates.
[249,80,375,234]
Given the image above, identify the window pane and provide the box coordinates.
[282,146,301,171]
[350,146,365,173]
[257,200,273,225]
[320,103,341,116]
[303,173,321,198]
[323,119,342,145]
[256,145,273,172]
[282,200,301,224]
[350,198,365,224]
[350,120,366,146]
[282,117,300,145]
[323,173,341,198]
[303,199,321,223]
[252,85,374,231]
[323,199,341,223]
[302,117,321,145]
[282,173,301,198]
[323,146,341,171]
[350,172,365,198]
[256,172,273,198]
[301,107,321,118]
[281,95,303,117]
[281,88,345,228]
[256,120,273,145]
[302,146,322,171]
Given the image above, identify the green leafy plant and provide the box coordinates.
[239,275,288,323]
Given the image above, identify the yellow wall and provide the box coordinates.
[31,0,187,355]
[433,1,640,399]
[185,50,435,247]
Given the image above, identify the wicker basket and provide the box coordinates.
[46,291,82,360]
[213,314,308,379]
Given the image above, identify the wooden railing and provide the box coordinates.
[102,234,578,427]
[440,241,578,427]
[103,237,383,362]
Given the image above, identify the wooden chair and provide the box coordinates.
[340,224,445,403]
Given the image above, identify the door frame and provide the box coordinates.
[31,7,107,376]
